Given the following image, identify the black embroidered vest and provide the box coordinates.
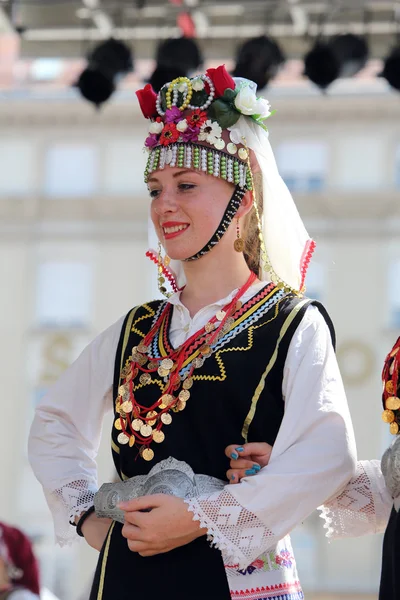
[111,284,334,481]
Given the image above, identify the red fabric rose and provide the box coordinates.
[136,83,158,119]
[159,123,179,146]
[206,64,235,98]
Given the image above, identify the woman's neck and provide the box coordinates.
[179,251,256,317]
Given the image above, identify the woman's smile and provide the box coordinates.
[161,221,190,240]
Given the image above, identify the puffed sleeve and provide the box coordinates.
[185,305,357,568]
[28,315,124,545]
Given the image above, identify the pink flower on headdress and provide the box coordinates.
[145,133,159,149]
[165,107,182,124]
[181,125,200,142]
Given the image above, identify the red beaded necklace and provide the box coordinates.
[115,271,257,461]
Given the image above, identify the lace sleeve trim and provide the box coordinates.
[185,489,275,569]
[45,479,98,546]
[318,459,392,539]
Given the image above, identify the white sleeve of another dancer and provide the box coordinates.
[319,458,392,538]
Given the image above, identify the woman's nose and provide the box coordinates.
[154,188,178,215]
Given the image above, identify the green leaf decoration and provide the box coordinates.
[221,88,237,104]
[208,99,240,129]
[160,87,168,113]
[192,89,208,107]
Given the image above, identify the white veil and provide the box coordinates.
[228,115,315,292]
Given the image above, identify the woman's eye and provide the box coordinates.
[178,183,196,191]
[149,189,160,198]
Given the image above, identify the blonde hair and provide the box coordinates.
[242,171,263,277]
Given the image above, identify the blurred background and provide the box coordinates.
[0,0,399,598]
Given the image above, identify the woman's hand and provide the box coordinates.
[119,494,207,557]
[80,513,113,551]
[225,442,273,483]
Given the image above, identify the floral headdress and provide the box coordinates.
[137,66,273,190]
[136,65,315,295]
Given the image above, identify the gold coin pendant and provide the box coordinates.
[390,422,400,435]
[161,358,174,371]
[142,448,154,461]
[121,401,133,413]
[146,411,158,426]
[382,409,395,424]
[183,377,194,390]
[114,418,123,431]
[177,399,186,411]
[117,432,130,445]
[140,373,152,385]
[153,430,165,443]
[161,413,172,425]
[386,396,400,411]
[179,389,190,402]
[132,419,143,432]
[386,380,395,395]
[140,424,153,437]
[234,238,245,252]
[129,434,136,447]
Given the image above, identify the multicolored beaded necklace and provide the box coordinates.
[115,271,257,461]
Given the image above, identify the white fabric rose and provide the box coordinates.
[178,82,187,93]
[192,78,205,91]
[255,98,271,119]
[149,121,163,134]
[176,119,188,133]
[234,85,259,116]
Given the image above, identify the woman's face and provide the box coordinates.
[149,167,235,260]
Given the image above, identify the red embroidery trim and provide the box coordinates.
[299,238,316,292]
[145,249,182,294]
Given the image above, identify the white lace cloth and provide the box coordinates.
[319,459,392,539]
[28,286,356,554]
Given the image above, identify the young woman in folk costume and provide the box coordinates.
[230,337,400,599]
[28,65,356,600]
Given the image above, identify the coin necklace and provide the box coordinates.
[115,271,258,460]
[382,336,400,435]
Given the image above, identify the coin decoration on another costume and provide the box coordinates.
[382,336,400,434]
[114,271,269,460]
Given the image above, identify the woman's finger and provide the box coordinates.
[127,538,149,553]
[225,444,245,460]
[229,458,258,470]
[227,466,260,483]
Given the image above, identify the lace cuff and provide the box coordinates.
[319,459,392,539]
[185,489,275,569]
[45,479,98,546]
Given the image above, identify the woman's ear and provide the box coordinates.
[236,189,254,219]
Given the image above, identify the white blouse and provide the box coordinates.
[28,282,357,567]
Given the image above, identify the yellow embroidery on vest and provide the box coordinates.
[97,521,116,600]
[242,298,310,441]
[131,303,157,339]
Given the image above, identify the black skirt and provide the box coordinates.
[379,506,400,600]
[89,521,231,600]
